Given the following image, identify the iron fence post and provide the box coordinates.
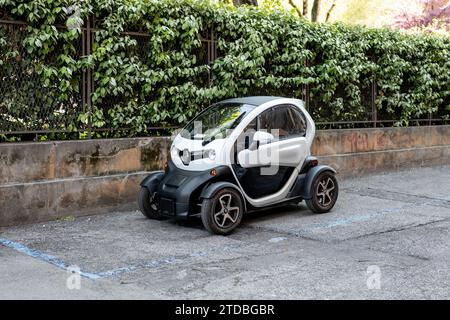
[304,83,310,112]
[86,16,92,139]
[303,58,310,112]
[371,76,377,128]
[209,27,216,87]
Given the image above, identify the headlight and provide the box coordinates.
[170,145,178,159]
[204,149,216,160]
[180,148,190,165]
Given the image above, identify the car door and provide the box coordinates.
[234,104,309,199]
[255,104,309,169]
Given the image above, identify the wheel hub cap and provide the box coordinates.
[214,194,239,228]
[316,177,335,207]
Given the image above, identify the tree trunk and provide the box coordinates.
[303,0,309,17]
[233,0,258,6]
[311,0,321,22]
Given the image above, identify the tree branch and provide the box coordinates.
[288,0,303,17]
[326,0,337,22]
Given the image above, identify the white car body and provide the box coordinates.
[170,97,315,207]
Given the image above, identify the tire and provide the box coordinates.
[201,188,244,235]
[306,171,339,214]
[138,187,165,220]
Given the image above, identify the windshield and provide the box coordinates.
[183,103,256,142]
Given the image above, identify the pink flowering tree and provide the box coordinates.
[393,0,450,34]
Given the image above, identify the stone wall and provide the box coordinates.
[1,126,449,226]
[312,126,450,176]
[0,138,170,226]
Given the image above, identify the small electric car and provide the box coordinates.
[139,96,338,235]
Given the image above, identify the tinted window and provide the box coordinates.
[258,105,307,140]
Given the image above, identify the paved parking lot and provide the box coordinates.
[1,165,449,299]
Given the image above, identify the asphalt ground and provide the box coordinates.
[1,165,449,299]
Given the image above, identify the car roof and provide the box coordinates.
[217,96,285,106]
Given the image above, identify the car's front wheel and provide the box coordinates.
[138,187,165,220]
[201,188,244,235]
[306,171,339,213]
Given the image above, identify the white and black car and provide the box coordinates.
[139,96,339,235]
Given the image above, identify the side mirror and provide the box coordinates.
[249,131,274,150]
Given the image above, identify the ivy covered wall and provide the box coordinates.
[0,0,449,139]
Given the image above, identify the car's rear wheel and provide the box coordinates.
[138,187,165,220]
[201,188,243,235]
[306,171,339,213]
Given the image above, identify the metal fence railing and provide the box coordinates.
[0,18,223,140]
[0,19,86,138]
[0,18,448,141]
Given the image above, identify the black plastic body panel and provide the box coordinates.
[200,181,247,212]
[154,160,233,219]
[287,173,307,199]
[140,171,165,189]
[300,156,319,174]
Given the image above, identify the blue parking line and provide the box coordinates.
[0,237,196,279]
[298,202,424,234]
[0,237,181,278]
[0,238,100,280]
[95,257,181,278]
[0,237,245,279]
[301,205,412,232]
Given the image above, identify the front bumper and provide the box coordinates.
[156,160,231,218]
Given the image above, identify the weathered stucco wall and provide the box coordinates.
[0,138,170,226]
[312,126,450,176]
[1,126,449,226]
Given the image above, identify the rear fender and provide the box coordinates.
[298,165,336,200]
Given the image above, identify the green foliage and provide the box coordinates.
[0,0,449,139]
